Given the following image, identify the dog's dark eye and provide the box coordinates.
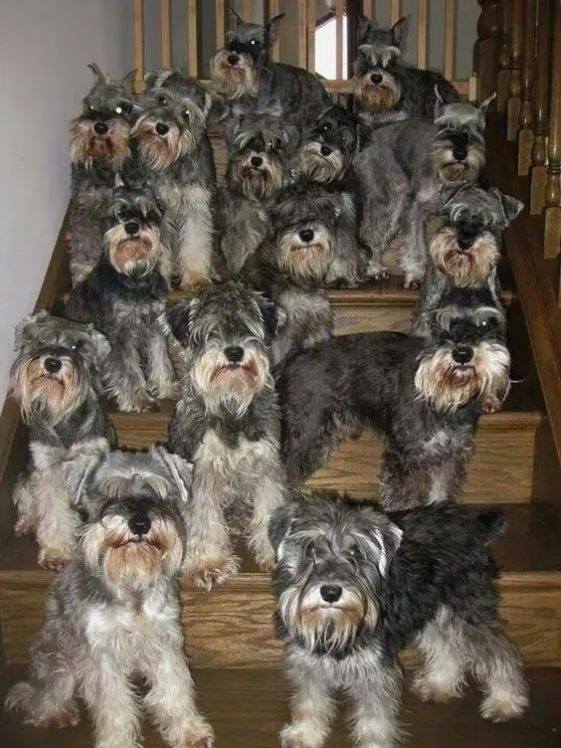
[348,544,362,560]
[250,39,257,46]
[304,542,315,559]
[322,122,331,132]
[70,340,83,351]
[158,94,168,105]
[183,109,191,119]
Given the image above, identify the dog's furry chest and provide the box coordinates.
[287,643,388,691]
[157,179,196,220]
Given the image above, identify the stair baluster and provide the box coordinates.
[474,0,503,104]
[497,0,512,112]
[507,0,523,141]
[530,0,553,215]
[544,0,561,259]
[517,0,537,176]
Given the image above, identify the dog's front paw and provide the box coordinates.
[404,276,422,290]
[366,262,391,282]
[281,722,323,748]
[411,675,461,704]
[184,555,239,591]
[480,691,528,722]
[14,516,35,538]
[253,547,275,572]
[174,719,214,748]
[38,704,80,730]
[38,547,72,571]
[480,397,500,415]
[116,393,157,413]
[157,381,181,401]
[180,272,210,292]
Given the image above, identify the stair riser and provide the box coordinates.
[2,576,560,668]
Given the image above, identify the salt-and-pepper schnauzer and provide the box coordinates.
[166,282,287,587]
[354,16,460,126]
[278,289,510,509]
[5,445,215,748]
[355,92,494,287]
[217,109,296,276]
[210,11,330,125]
[65,179,178,412]
[132,70,216,290]
[414,184,524,333]
[10,311,115,569]
[270,496,528,748]
[68,63,137,285]
[244,181,371,363]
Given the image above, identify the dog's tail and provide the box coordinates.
[476,508,507,544]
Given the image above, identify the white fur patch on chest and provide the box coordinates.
[194,429,274,479]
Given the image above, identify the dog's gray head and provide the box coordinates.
[209,12,285,97]
[71,445,191,588]
[416,288,510,413]
[70,64,136,170]
[166,282,285,414]
[270,184,350,282]
[430,184,523,286]
[431,92,494,183]
[11,311,110,426]
[132,71,211,168]
[353,17,405,111]
[104,174,167,277]
[270,494,402,655]
[296,106,358,183]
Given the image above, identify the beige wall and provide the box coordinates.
[0,0,133,402]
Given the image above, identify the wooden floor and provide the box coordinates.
[1,665,560,748]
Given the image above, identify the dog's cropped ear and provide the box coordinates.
[14,310,50,348]
[490,188,524,228]
[268,503,296,559]
[119,69,136,89]
[230,8,244,28]
[63,439,109,510]
[152,445,193,504]
[255,294,287,344]
[357,14,372,44]
[479,92,497,118]
[267,13,285,44]
[368,515,403,578]
[433,84,446,120]
[88,62,107,84]
[165,299,195,346]
[391,17,407,47]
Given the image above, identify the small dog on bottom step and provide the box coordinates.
[270,495,528,748]
[5,446,214,748]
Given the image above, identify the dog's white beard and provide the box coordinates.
[430,228,500,285]
[278,227,334,283]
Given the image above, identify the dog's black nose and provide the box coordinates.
[452,346,474,365]
[370,72,383,85]
[453,145,468,161]
[320,584,343,603]
[128,515,151,536]
[299,229,314,243]
[225,345,244,363]
[124,221,140,236]
[44,357,62,374]
[94,121,109,135]
[457,234,474,250]
[251,155,263,168]
[155,122,169,136]
[228,53,239,66]
[320,144,332,156]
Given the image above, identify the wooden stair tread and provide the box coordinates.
[1,664,560,747]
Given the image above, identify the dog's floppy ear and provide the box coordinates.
[391,17,406,47]
[267,13,285,44]
[255,294,287,344]
[63,439,109,510]
[490,188,524,228]
[165,299,195,346]
[368,515,403,578]
[479,92,497,117]
[152,445,193,504]
[268,503,296,558]
[357,14,372,43]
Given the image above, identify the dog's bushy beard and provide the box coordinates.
[232,154,284,200]
[354,72,400,111]
[190,342,271,417]
[82,513,183,588]
[415,340,511,413]
[430,227,500,286]
[297,142,346,183]
[209,49,259,98]
[69,118,131,170]
[12,355,88,427]
[132,114,199,169]
[432,145,486,184]
[104,222,168,278]
[278,227,334,283]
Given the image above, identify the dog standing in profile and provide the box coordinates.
[5,446,214,748]
[10,312,115,569]
[65,177,178,412]
[210,11,330,125]
[166,282,287,587]
[278,289,510,508]
[68,63,137,285]
[270,495,528,748]
[353,16,459,126]
[132,70,216,289]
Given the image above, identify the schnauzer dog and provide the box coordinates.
[65,180,178,412]
[270,495,528,748]
[244,182,371,363]
[356,92,493,287]
[10,311,115,569]
[5,446,214,748]
[131,70,216,290]
[209,11,330,125]
[217,109,296,276]
[166,282,287,587]
[414,184,523,332]
[354,16,460,126]
[278,289,510,508]
[68,64,137,285]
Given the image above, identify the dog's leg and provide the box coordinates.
[281,661,335,748]
[398,198,427,289]
[411,606,468,703]
[179,185,213,290]
[427,458,464,505]
[143,625,214,748]
[146,326,179,401]
[360,196,392,281]
[13,473,37,537]
[105,327,155,412]
[81,657,142,748]
[347,665,402,748]
[247,470,286,570]
[35,466,77,570]
[378,450,425,511]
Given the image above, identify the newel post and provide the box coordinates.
[507,0,523,141]
[530,0,553,215]
[544,1,561,258]
[517,0,537,175]
[474,1,503,103]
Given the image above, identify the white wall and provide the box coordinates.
[0,0,133,403]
